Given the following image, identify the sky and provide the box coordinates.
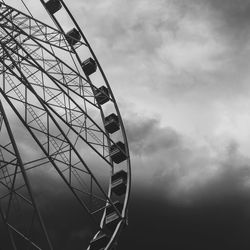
[71,0,250,203]
[2,0,250,249]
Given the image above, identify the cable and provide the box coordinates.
[20,0,33,17]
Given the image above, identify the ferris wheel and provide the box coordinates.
[0,0,131,249]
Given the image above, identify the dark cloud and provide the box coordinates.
[188,0,250,49]
[124,114,250,205]
[203,0,250,29]
[118,189,250,250]
[125,116,180,156]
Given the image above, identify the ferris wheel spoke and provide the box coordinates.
[6,223,43,250]
[0,202,18,250]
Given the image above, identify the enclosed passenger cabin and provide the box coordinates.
[66,28,81,46]
[82,57,97,76]
[104,113,120,134]
[105,201,123,230]
[110,141,127,164]
[45,0,62,15]
[89,232,110,250]
[111,170,127,196]
[94,86,109,105]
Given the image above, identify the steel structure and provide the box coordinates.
[0,0,131,249]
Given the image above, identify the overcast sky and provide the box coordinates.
[60,0,250,203]
[3,0,250,249]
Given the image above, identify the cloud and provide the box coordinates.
[125,115,180,156]
[198,0,250,39]
[125,114,250,204]
[63,0,250,136]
